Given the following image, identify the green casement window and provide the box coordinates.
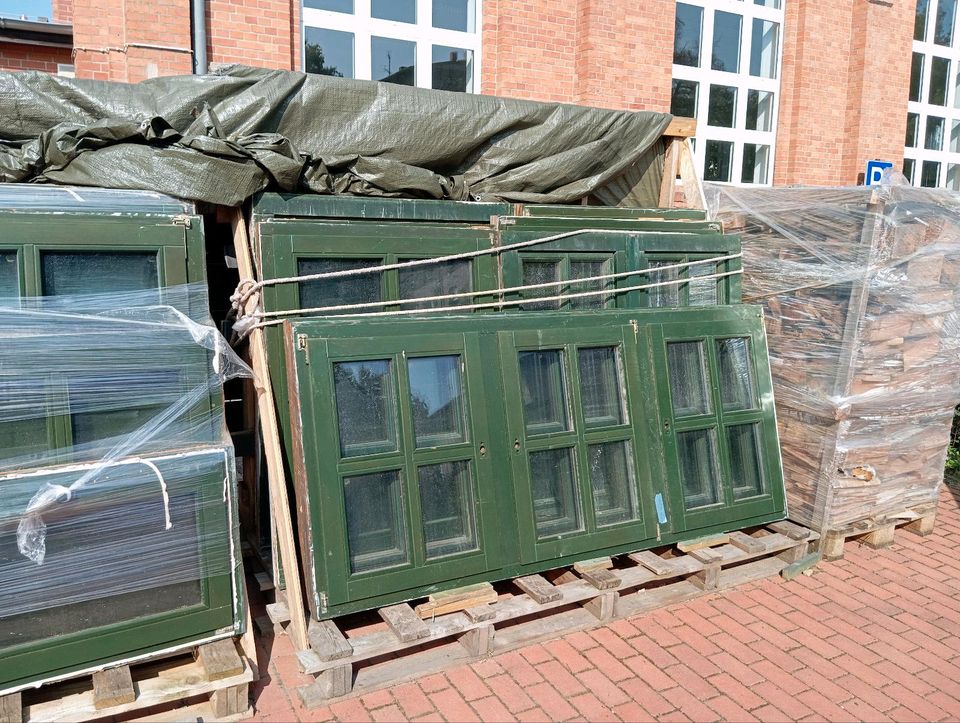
[286,306,784,619]
[0,251,19,296]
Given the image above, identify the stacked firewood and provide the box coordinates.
[709,185,960,533]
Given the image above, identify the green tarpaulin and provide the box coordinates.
[0,65,670,207]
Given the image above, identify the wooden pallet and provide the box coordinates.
[269,520,817,708]
[819,504,938,560]
[0,638,254,723]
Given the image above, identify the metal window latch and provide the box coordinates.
[630,319,639,340]
[171,214,193,228]
[296,334,310,364]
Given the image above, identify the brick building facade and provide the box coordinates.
[0,1,926,188]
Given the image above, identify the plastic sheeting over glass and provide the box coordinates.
[706,183,960,532]
[0,284,250,632]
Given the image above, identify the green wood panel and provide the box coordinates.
[253,192,514,222]
[502,216,723,233]
[523,205,708,221]
[286,306,785,619]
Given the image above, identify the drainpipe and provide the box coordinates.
[191,0,208,74]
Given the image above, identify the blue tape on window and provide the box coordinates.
[655,493,668,524]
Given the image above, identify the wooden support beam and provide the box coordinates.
[196,639,245,682]
[298,665,353,706]
[583,591,618,621]
[689,548,722,590]
[464,605,496,623]
[0,692,21,723]
[781,552,821,581]
[905,513,936,537]
[92,666,136,710]
[415,582,497,619]
[863,523,896,549]
[728,531,766,555]
[768,520,811,541]
[380,603,431,642]
[230,208,310,652]
[665,116,697,137]
[677,534,730,553]
[677,138,706,211]
[308,620,354,662]
[573,557,613,573]
[580,568,622,590]
[821,533,847,561]
[514,574,562,604]
[459,624,495,657]
[210,683,249,718]
[658,138,680,208]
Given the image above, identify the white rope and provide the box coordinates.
[234,268,742,336]
[252,253,742,319]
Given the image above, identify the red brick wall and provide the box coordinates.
[775,0,913,185]
[207,0,299,71]
[0,42,71,73]
[483,0,674,112]
[52,0,74,23]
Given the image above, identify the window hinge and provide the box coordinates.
[318,591,328,614]
[296,333,310,364]
[630,319,639,340]
[172,214,193,229]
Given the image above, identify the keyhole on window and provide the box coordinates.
[663,421,671,430]
[514,439,521,451]
[479,444,486,457]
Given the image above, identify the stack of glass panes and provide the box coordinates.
[251,193,785,619]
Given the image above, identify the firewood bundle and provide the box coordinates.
[708,185,960,533]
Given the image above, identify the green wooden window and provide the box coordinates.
[648,255,724,308]
[0,251,19,296]
[41,251,159,296]
[519,256,616,310]
[287,307,785,619]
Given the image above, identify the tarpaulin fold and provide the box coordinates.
[0,64,670,207]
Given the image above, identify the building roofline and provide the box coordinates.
[0,17,73,48]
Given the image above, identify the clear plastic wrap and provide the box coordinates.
[706,184,960,532]
[0,284,251,665]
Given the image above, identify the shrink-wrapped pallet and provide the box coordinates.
[706,184,960,535]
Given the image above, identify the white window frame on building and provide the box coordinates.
[301,0,482,93]
[905,0,960,188]
[670,0,785,186]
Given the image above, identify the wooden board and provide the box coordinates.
[677,534,730,552]
[415,582,498,619]
[91,667,135,710]
[380,604,431,642]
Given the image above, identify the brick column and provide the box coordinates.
[775,0,913,185]
[207,0,298,71]
[482,0,674,112]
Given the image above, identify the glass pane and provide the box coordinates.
[41,252,158,296]
[728,423,765,500]
[419,461,478,558]
[678,428,722,510]
[745,89,774,132]
[708,85,737,127]
[334,359,397,457]
[408,355,466,447]
[589,441,639,527]
[372,36,415,85]
[433,45,473,92]
[948,164,960,191]
[305,0,352,10]
[754,0,781,7]
[906,113,919,147]
[750,19,779,79]
[399,258,471,309]
[298,258,382,313]
[712,11,742,73]
[917,0,930,40]
[742,143,770,185]
[0,378,49,460]
[704,140,734,182]
[578,347,626,428]
[649,261,680,308]
[689,261,719,305]
[0,252,18,297]
[903,158,916,184]
[674,3,703,67]
[519,350,570,434]
[935,0,957,45]
[433,0,474,32]
[521,260,560,310]
[667,341,711,417]
[930,57,950,106]
[344,470,408,573]
[922,160,941,187]
[372,0,414,23]
[305,27,354,78]
[569,259,612,310]
[910,53,924,103]
[530,448,582,538]
[926,116,945,150]
[717,338,755,411]
[671,79,698,118]
[952,120,960,152]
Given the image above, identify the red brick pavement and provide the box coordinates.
[244,485,960,722]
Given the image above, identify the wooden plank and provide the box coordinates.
[136,697,250,722]
[728,531,766,555]
[905,513,936,537]
[464,605,496,623]
[863,523,896,549]
[767,520,812,541]
[0,693,20,723]
[678,534,730,553]
[665,116,697,137]
[196,639,245,682]
[580,568,621,590]
[414,582,498,619]
[573,557,613,573]
[821,532,847,561]
[780,552,821,581]
[254,571,275,592]
[298,665,352,706]
[210,683,250,718]
[629,549,702,577]
[92,666,135,710]
[583,591,618,621]
[231,209,309,652]
[308,620,354,662]
[677,138,706,210]
[658,138,681,208]
[459,624,494,657]
[514,574,562,604]
[265,601,290,625]
[380,604,431,642]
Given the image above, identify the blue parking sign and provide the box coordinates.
[866,160,893,185]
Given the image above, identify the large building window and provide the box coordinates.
[303,0,480,92]
[671,0,784,185]
[905,0,960,188]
